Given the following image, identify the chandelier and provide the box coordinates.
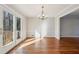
[39,5,48,20]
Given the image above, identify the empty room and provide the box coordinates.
[0,4,79,54]
[60,9,79,53]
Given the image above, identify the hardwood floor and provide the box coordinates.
[8,37,79,54]
[60,37,79,54]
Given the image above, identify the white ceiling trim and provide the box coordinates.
[57,4,79,18]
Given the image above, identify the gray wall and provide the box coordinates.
[60,17,79,37]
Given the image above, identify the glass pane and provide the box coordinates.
[3,11,13,45]
[16,17,21,39]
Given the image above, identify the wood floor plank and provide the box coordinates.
[8,37,79,54]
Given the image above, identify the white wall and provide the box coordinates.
[55,17,60,39]
[60,18,79,37]
[27,17,55,38]
[0,5,27,54]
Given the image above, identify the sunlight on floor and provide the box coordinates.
[18,38,43,49]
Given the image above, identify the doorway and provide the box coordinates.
[60,9,79,38]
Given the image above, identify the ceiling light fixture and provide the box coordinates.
[39,5,48,20]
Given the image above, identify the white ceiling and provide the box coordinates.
[7,4,72,18]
